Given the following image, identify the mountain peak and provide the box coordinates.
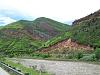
[34,17,52,22]
[36,17,48,19]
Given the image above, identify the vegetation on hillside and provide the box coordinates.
[0,17,70,57]
[71,10,100,48]
[71,17,100,48]
[43,32,71,48]
[0,26,4,29]
[0,10,100,59]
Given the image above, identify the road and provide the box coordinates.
[0,67,10,75]
[10,58,100,75]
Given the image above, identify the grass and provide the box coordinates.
[4,58,49,75]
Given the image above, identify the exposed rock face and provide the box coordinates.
[40,39,93,53]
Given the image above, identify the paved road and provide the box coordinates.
[0,67,10,75]
[10,58,100,75]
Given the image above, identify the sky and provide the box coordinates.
[0,0,100,26]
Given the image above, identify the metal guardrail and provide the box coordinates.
[0,62,24,75]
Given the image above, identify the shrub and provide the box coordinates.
[76,52,83,59]
[41,54,50,58]
[67,54,74,59]
[56,54,62,58]
[0,55,6,61]
[32,53,50,58]
[80,54,95,61]
[94,48,100,60]
[9,54,14,58]
[24,73,29,75]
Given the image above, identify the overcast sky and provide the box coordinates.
[0,0,100,26]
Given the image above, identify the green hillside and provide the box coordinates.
[0,26,4,29]
[0,17,70,56]
[43,32,71,48]
[71,11,100,48]
[0,10,100,57]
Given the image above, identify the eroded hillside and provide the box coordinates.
[40,39,93,53]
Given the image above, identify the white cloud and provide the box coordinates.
[0,0,100,24]
[0,16,16,26]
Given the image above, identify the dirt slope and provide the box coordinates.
[40,39,93,53]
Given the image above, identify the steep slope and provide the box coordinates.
[71,10,100,48]
[40,39,93,53]
[73,9,100,25]
[43,32,71,48]
[0,17,70,56]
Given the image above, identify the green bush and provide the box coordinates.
[80,54,95,61]
[24,73,29,75]
[56,54,62,58]
[67,54,74,59]
[41,54,50,58]
[94,48,100,60]
[76,52,83,59]
[0,55,5,61]
[32,53,50,58]
[8,54,14,58]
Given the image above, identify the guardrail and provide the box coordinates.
[0,62,24,75]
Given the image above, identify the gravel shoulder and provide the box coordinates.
[10,58,100,75]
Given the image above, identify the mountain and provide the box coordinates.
[71,10,100,48]
[39,10,100,54]
[3,17,69,40]
[0,17,70,56]
[1,9,100,56]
